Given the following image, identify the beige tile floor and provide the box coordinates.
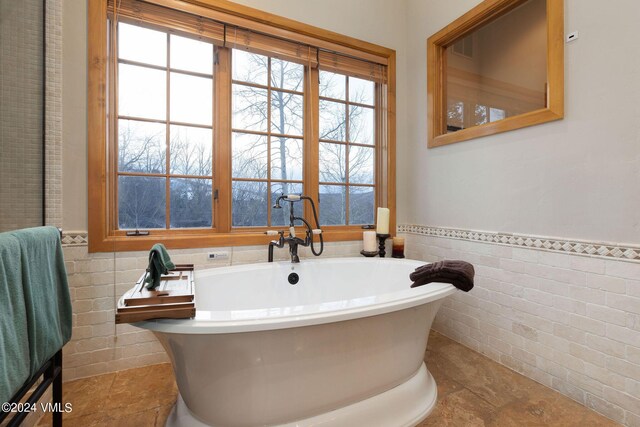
[37,331,618,427]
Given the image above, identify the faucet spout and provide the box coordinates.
[265,194,324,264]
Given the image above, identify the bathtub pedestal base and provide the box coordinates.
[165,363,437,427]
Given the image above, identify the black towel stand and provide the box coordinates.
[0,228,65,426]
[0,350,63,426]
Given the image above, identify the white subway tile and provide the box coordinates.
[586,304,628,327]
[538,251,571,269]
[586,334,626,358]
[512,322,539,341]
[628,280,640,298]
[511,347,537,366]
[606,293,640,314]
[551,377,585,404]
[626,378,640,397]
[628,346,640,365]
[606,357,640,382]
[567,371,603,395]
[512,247,539,263]
[626,412,640,427]
[606,324,640,347]
[568,286,606,304]
[584,361,626,390]
[602,386,640,416]
[605,260,640,280]
[569,256,606,274]
[524,263,586,286]
[499,258,525,273]
[488,336,511,355]
[568,314,606,336]
[569,343,606,368]
[554,324,586,344]
[585,394,626,424]
[586,274,626,294]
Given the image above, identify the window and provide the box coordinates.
[231,50,305,227]
[88,0,396,251]
[319,71,375,226]
[116,23,215,230]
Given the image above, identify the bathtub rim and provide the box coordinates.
[132,257,457,335]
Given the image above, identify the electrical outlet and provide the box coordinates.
[208,251,229,260]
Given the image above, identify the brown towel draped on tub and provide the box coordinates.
[410,260,475,292]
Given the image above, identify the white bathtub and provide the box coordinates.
[134,257,456,427]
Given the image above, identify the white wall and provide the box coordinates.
[405,0,640,245]
[60,0,408,232]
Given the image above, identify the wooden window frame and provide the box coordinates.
[427,0,563,148]
[88,0,396,252]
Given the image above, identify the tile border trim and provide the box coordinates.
[62,231,88,247]
[398,224,640,263]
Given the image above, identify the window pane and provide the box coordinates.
[349,145,374,184]
[118,176,166,229]
[232,133,267,179]
[271,58,304,92]
[270,182,303,227]
[170,73,212,126]
[490,107,506,122]
[232,181,267,227]
[271,91,303,136]
[170,125,212,176]
[232,84,268,132]
[349,105,374,145]
[170,35,213,74]
[170,178,212,228]
[349,77,374,106]
[319,100,346,141]
[118,23,166,67]
[319,185,346,225]
[319,143,346,183]
[319,71,346,100]
[271,137,303,181]
[349,187,374,225]
[118,120,166,174]
[232,49,268,86]
[118,64,166,120]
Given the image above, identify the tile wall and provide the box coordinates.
[400,225,640,427]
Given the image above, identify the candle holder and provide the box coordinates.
[392,236,405,259]
[376,233,390,257]
[360,250,379,257]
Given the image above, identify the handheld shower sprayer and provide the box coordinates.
[270,194,324,259]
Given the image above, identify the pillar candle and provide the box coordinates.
[376,207,390,234]
[363,231,377,252]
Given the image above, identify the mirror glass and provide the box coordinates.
[444,0,547,134]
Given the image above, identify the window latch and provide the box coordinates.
[214,189,219,200]
[126,229,150,237]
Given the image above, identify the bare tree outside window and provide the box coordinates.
[116,23,214,230]
[318,71,375,226]
[231,50,304,227]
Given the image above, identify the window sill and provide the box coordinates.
[87,228,371,253]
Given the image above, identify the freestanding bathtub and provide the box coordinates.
[133,257,456,427]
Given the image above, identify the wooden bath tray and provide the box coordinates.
[116,264,196,324]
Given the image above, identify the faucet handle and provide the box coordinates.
[312,229,322,235]
[265,230,283,236]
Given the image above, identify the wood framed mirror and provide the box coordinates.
[427,0,563,148]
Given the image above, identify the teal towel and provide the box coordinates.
[0,231,31,403]
[10,226,72,377]
[144,243,175,290]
